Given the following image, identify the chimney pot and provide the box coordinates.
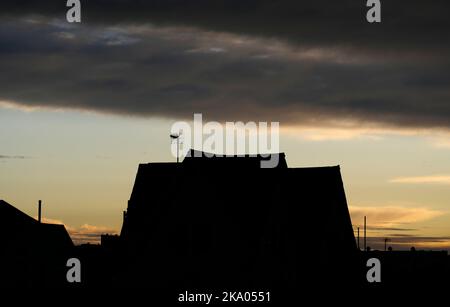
[38,200,42,223]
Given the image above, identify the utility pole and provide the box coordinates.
[357,227,360,250]
[364,216,367,251]
[384,238,390,251]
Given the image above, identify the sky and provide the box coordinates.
[1,0,450,249]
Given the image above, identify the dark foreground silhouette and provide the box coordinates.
[0,199,73,287]
[118,150,358,292]
[1,150,449,297]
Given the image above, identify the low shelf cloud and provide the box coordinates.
[390,175,450,186]
[350,205,445,229]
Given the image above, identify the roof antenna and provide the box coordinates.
[170,131,183,163]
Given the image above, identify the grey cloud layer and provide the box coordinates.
[3,1,450,53]
[1,1,450,129]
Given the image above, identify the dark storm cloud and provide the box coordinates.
[3,0,450,52]
[1,1,450,129]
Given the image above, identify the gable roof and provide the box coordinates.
[0,199,38,226]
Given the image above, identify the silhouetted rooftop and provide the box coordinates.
[120,150,356,289]
[0,199,73,247]
[183,149,288,168]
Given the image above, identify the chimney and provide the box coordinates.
[38,200,42,223]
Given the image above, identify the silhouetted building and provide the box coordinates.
[101,234,121,250]
[0,200,73,287]
[119,150,357,292]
